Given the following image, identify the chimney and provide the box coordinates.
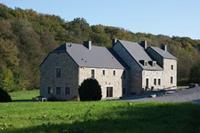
[161,44,167,52]
[140,40,148,49]
[83,41,92,50]
[112,38,118,47]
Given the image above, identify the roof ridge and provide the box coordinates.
[62,42,124,69]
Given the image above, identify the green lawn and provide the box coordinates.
[1,90,200,133]
[0,101,200,133]
[9,90,39,100]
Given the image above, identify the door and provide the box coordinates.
[106,87,113,97]
[146,78,149,89]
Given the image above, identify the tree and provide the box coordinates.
[0,38,19,70]
[0,87,12,102]
[0,3,200,91]
[78,78,102,101]
[190,62,200,83]
[0,68,15,92]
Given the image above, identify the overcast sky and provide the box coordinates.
[1,0,200,39]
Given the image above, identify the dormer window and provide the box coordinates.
[140,60,148,66]
[149,61,156,67]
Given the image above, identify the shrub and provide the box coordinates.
[0,87,12,102]
[78,78,102,101]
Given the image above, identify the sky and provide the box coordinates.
[0,0,200,39]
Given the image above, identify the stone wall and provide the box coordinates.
[40,52,79,100]
[113,42,143,95]
[162,59,177,88]
[78,67,124,99]
[146,48,177,89]
[142,70,163,90]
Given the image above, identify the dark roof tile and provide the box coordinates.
[54,43,124,69]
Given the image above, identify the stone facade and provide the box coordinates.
[78,67,123,98]
[40,39,177,100]
[40,50,124,100]
[162,59,177,88]
[40,52,79,100]
[142,70,163,90]
[112,41,142,94]
[112,40,177,95]
[146,48,177,88]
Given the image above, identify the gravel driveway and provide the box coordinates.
[122,87,200,104]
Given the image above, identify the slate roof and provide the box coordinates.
[118,40,163,71]
[108,48,130,70]
[54,43,124,69]
[148,47,177,60]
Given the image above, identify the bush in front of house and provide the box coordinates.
[78,78,102,101]
[0,87,12,102]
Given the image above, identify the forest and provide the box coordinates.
[0,4,200,91]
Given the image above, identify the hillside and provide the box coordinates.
[0,4,200,91]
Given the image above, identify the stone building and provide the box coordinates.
[40,39,177,100]
[40,41,124,100]
[112,40,177,95]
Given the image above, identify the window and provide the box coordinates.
[113,70,116,76]
[154,79,157,85]
[56,87,61,95]
[47,87,53,94]
[106,87,113,97]
[170,77,173,84]
[65,87,70,95]
[56,68,61,78]
[102,70,105,76]
[171,65,173,70]
[158,79,161,85]
[91,69,95,78]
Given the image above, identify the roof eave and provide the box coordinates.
[78,65,124,70]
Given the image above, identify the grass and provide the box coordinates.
[9,89,39,100]
[0,90,199,133]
